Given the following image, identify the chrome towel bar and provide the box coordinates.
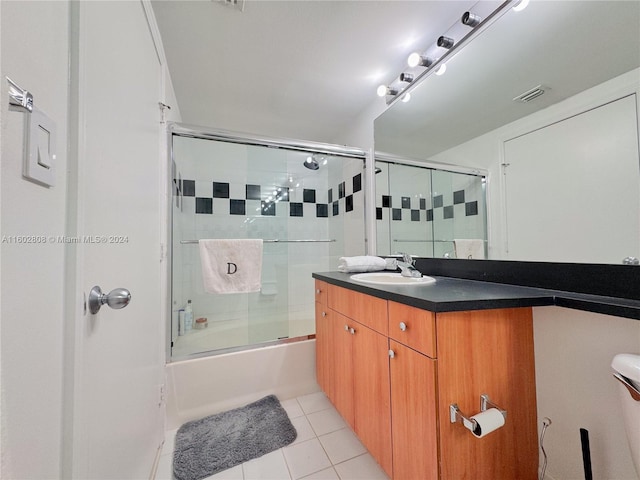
[180,239,336,244]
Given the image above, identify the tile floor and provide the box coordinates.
[155,391,390,480]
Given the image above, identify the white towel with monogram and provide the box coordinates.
[199,239,263,294]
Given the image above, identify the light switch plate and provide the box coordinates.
[23,106,56,187]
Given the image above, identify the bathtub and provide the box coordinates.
[165,339,319,429]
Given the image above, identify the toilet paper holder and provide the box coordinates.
[450,394,507,432]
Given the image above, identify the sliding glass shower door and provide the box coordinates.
[170,131,365,359]
[375,160,487,258]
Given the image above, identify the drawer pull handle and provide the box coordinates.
[316,289,322,294]
[349,327,356,335]
[388,349,395,359]
[344,324,349,331]
[321,311,327,317]
[399,322,407,331]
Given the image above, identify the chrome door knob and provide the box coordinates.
[388,349,395,359]
[399,322,407,331]
[88,286,131,314]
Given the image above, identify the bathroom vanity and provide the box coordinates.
[313,273,540,480]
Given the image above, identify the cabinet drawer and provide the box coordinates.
[388,301,436,358]
[315,280,327,305]
[327,284,388,335]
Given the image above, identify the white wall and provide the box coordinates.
[0,1,69,478]
[336,98,386,150]
[534,308,640,480]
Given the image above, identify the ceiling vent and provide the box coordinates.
[215,0,245,12]
[513,85,548,103]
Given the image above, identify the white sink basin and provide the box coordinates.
[351,272,436,286]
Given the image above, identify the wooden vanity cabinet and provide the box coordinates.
[436,308,538,480]
[314,281,538,480]
[319,282,393,477]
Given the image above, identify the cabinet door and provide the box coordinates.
[389,341,438,480]
[437,308,538,480]
[315,299,332,399]
[331,311,355,429]
[352,322,393,477]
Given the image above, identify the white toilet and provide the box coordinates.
[612,353,640,477]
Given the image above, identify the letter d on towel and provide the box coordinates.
[199,239,263,294]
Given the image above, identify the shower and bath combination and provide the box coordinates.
[169,125,367,360]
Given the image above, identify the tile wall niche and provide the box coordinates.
[171,135,365,357]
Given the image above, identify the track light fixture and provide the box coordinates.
[407,53,433,68]
[377,1,515,105]
[437,36,455,49]
[461,11,482,27]
[377,85,398,97]
[399,73,414,83]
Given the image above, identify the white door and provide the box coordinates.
[70,2,165,478]
[503,95,640,264]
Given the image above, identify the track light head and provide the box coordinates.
[407,53,433,68]
[461,11,482,27]
[399,72,414,83]
[377,85,398,97]
[437,36,455,49]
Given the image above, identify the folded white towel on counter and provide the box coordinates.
[199,239,263,294]
[384,257,398,270]
[338,255,391,273]
[453,239,485,260]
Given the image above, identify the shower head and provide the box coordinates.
[304,154,321,170]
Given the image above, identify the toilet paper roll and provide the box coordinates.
[469,408,505,438]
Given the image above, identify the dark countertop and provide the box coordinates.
[312,271,640,320]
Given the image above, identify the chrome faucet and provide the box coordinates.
[396,253,422,278]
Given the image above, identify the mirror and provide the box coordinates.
[375,160,488,259]
[374,0,640,264]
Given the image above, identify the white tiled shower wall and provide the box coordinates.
[431,170,486,258]
[375,162,486,258]
[171,136,364,357]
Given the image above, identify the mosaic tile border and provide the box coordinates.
[376,189,479,221]
[173,173,363,218]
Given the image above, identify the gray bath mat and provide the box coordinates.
[173,395,297,480]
